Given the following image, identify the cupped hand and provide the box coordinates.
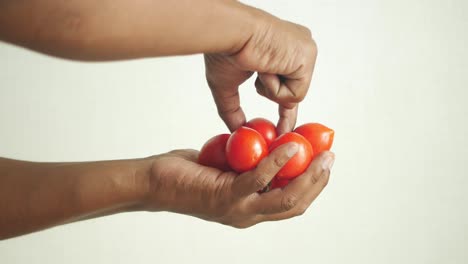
[142,143,334,228]
[205,11,317,135]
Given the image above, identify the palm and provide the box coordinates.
[142,144,332,228]
[147,149,237,221]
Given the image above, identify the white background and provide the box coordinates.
[1,0,467,263]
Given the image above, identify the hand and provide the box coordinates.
[205,11,318,135]
[142,143,334,228]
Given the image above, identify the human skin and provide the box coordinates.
[0,0,317,134]
[0,146,334,240]
[0,0,330,240]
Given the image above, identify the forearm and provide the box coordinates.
[0,0,261,60]
[0,157,149,240]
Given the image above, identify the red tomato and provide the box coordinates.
[226,127,268,173]
[269,132,313,180]
[270,177,289,190]
[198,134,231,171]
[245,118,277,146]
[294,123,334,156]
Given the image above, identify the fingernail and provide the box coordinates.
[322,155,335,170]
[287,143,299,157]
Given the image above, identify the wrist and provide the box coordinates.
[131,158,152,210]
[221,2,283,57]
[71,159,151,216]
[208,1,267,54]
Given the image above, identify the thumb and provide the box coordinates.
[232,142,299,197]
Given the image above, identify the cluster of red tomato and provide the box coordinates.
[198,118,334,191]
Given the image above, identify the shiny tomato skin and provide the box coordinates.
[269,132,313,180]
[294,123,334,156]
[270,177,289,190]
[226,127,268,173]
[245,118,277,146]
[198,134,231,171]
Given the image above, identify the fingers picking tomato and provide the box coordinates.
[245,118,277,146]
[198,134,231,171]
[226,127,268,173]
[294,123,334,156]
[269,132,313,180]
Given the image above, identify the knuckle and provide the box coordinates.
[273,155,287,168]
[294,209,305,217]
[256,25,277,68]
[287,89,306,104]
[167,149,182,155]
[295,204,308,216]
[302,26,312,38]
[253,175,270,190]
[218,105,241,117]
[287,85,308,104]
[281,194,299,212]
[295,88,308,102]
[231,222,253,229]
[309,39,318,56]
[308,168,323,185]
[322,172,330,188]
[310,174,319,185]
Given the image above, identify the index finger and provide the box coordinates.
[210,89,246,132]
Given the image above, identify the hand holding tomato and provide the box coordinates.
[269,132,313,179]
[198,118,335,192]
[144,144,334,228]
[198,134,231,171]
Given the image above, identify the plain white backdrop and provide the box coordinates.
[1,0,467,263]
